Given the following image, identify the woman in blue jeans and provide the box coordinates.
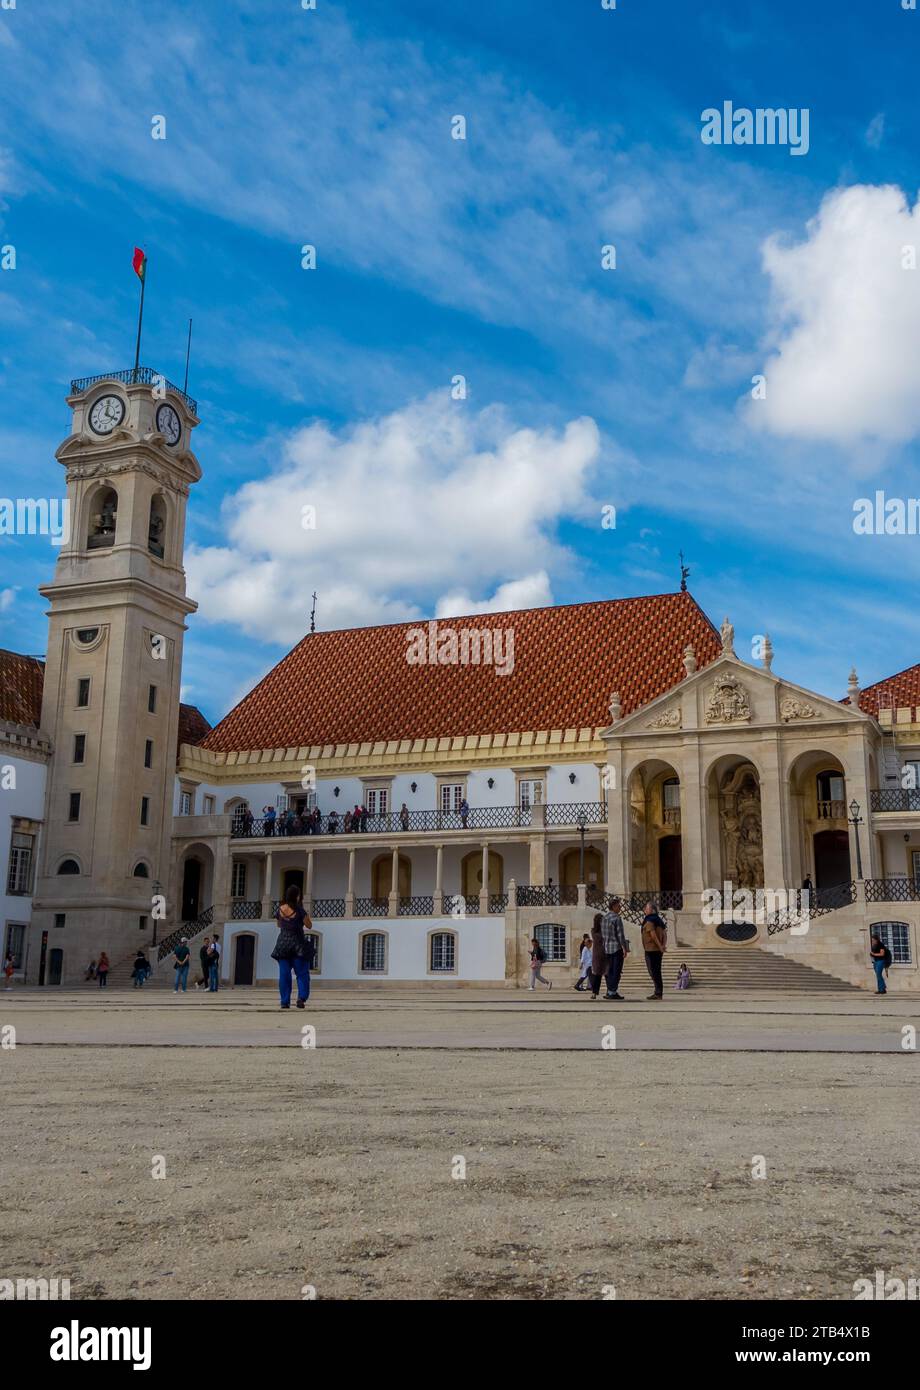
[272,886,315,1009]
[869,934,890,994]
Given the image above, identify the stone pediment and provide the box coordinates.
[604,653,868,739]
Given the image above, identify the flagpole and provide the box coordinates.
[183,318,193,394]
[133,257,146,378]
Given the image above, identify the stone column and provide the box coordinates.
[759,743,788,891]
[211,835,231,927]
[529,801,547,888]
[260,851,273,919]
[479,842,490,913]
[388,845,399,916]
[677,750,706,899]
[345,846,355,917]
[605,753,627,893]
[433,842,444,915]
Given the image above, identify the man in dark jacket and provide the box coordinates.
[641,902,667,1000]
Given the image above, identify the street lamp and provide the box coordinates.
[151,880,163,947]
[577,811,588,884]
[848,800,864,881]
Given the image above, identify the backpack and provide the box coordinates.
[882,945,892,969]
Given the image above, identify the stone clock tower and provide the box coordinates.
[28,368,201,984]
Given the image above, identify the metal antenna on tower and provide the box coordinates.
[310,592,318,634]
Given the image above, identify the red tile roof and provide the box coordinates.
[858,662,920,718]
[0,648,44,727]
[0,646,211,756]
[201,591,721,753]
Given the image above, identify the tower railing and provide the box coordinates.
[70,366,198,416]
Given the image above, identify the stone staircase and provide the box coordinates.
[611,946,860,994]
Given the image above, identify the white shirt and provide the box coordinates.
[579,945,592,972]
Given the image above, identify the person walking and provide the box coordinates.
[131,950,149,989]
[641,901,667,1000]
[869,934,891,995]
[196,936,211,990]
[600,897,629,1000]
[588,915,607,1000]
[528,936,552,991]
[3,952,14,990]
[271,886,315,1009]
[207,936,221,992]
[172,938,191,993]
[573,933,592,991]
[96,951,110,988]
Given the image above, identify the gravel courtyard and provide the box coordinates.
[2,987,918,1301]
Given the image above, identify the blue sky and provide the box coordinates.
[2,0,919,724]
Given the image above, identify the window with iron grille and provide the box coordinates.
[231,862,247,899]
[872,921,912,965]
[535,922,566,962]
[430,931,456,972]
[306,932,321,973]
[7,832,34,895]
[360,932,387,973]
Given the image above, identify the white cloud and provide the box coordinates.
[864,113,885,150]
[0,587,16,612]
[185,394,599,643]
[750,185,920,445]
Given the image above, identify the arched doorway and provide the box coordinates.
[282,867,304,900]
[559,847,603,889]
[461,850,503,897]
[814,830,851,889]
[371,854,411,898]
[658,835,682,892]
[181,857,202,920]
[233,934,256,986]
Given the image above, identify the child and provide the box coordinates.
[675,961,692,990]
[574,933,592,991]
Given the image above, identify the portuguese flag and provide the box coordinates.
[132,246,147,282]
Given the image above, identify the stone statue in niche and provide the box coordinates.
[719,769,764,888]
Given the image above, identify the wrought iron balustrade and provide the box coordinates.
[488,893,508,913]
[156,905,213,962]
[232,804,532,838]
[70,366,198,415]
[864,877,920,903]
[516,884,578,907]
[311,897,345,918]
[626,890,684,912]
[544,801,608,827]
[399,895,435,916]
[230,900,261,920]
[442,894,481,916]
[354,896,389,917]
[870,789,920,813]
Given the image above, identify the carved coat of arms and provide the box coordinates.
[705,672,750,724]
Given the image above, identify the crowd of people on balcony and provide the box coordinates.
[232,798,472,837]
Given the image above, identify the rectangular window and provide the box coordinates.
[179,791,192,816]
[139,916,148,932]
[440,783,464,813]
[7,832,35,895]
[140,796,150,826]
[873,921,912,965]
[203,795,215,815]
[77,678,90,708]
[535,923,566,962]
[68,792,81,822]
[3,923,26,970]
[663,780,681,809]
[365,788,389,816]
[147,685,157,713]
[518,779,544,810]
[53,914,66,930]
[73,733,86,764]
[430,932,456,972]
[144,739,153,769]
[231,862,247,899]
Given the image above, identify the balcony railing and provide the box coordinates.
[517,885,579,907]
[443,894,481,915]
[312,897,345,918]
[864,877,920,903]
[230,900,261,920]
[663,807,681,829]
[232,805,533,838]
[870,789,920,813]
[544,801,608,827]
[816,799,846,819]
[70,365,198,416]
[627,889,684,912]
[399,895,434,916]
[354,896,389,917]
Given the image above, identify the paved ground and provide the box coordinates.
[2,986,918,1300]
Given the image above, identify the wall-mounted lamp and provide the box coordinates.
[487,777,494,789]
[410,782,417,794]
[568,772,577,784]
[333,786,340,798]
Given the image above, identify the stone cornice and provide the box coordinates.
[0,719,52,763]
[177,726,608,783]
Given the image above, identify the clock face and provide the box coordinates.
[156,402,181,446]
[88,394,126,435]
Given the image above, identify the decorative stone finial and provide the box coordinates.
[847,666,860,705]
[682,644,697,677]
[720,616,735,655]
[608,690,622,723]
[761,633,773,672]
